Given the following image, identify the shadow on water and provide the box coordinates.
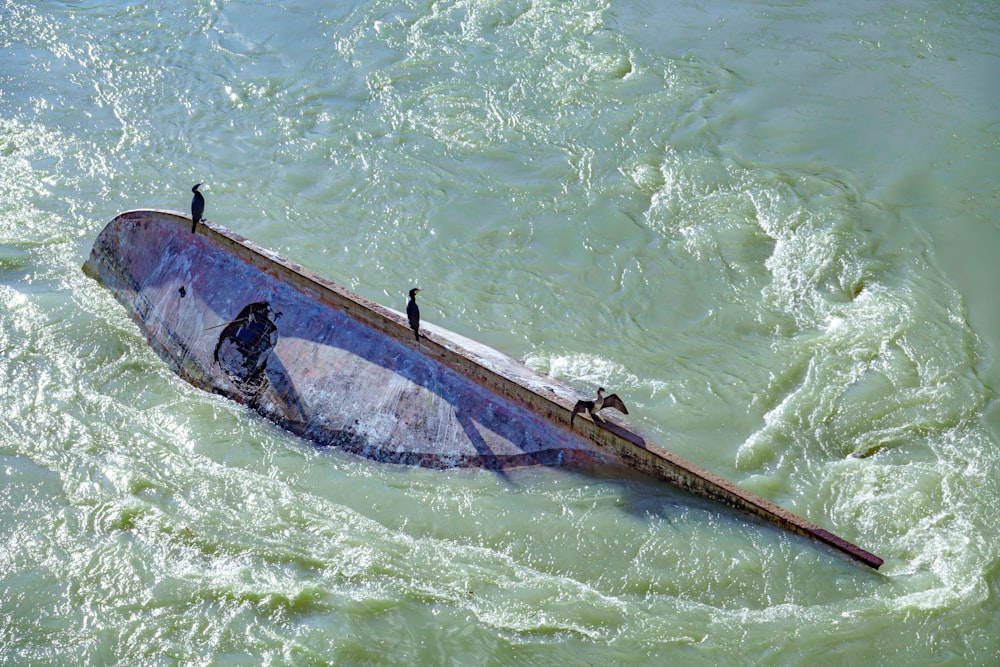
[569,464,883,577]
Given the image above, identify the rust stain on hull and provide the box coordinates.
[83,209,883,570]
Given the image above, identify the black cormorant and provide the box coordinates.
[406,288,421,341]
[570,387,628,428]
[191,183,205,233]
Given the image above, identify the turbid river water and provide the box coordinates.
[2,1,998,664]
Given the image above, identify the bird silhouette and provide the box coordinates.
[570,387,628,428]
[191,183,205,233]
[406,288,421,341]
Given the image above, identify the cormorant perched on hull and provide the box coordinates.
[190,183,205,233]
[406,287,421,341]
[570,387,628,428]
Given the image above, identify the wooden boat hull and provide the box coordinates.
[83,210,883,570]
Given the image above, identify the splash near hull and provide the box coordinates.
[84,210,882,569]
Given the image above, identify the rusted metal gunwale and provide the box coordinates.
[85,209,883,570]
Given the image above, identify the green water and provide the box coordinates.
[2,0,999,664]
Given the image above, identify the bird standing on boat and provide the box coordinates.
[571,387,628,428]
[406,287,421,341]
[190,183,205,233]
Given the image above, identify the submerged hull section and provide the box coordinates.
[83,210,598,469]
[84,209,883,569]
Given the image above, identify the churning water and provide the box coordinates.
[2,1,999,664]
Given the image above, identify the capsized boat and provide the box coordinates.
[83,210,883,570]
